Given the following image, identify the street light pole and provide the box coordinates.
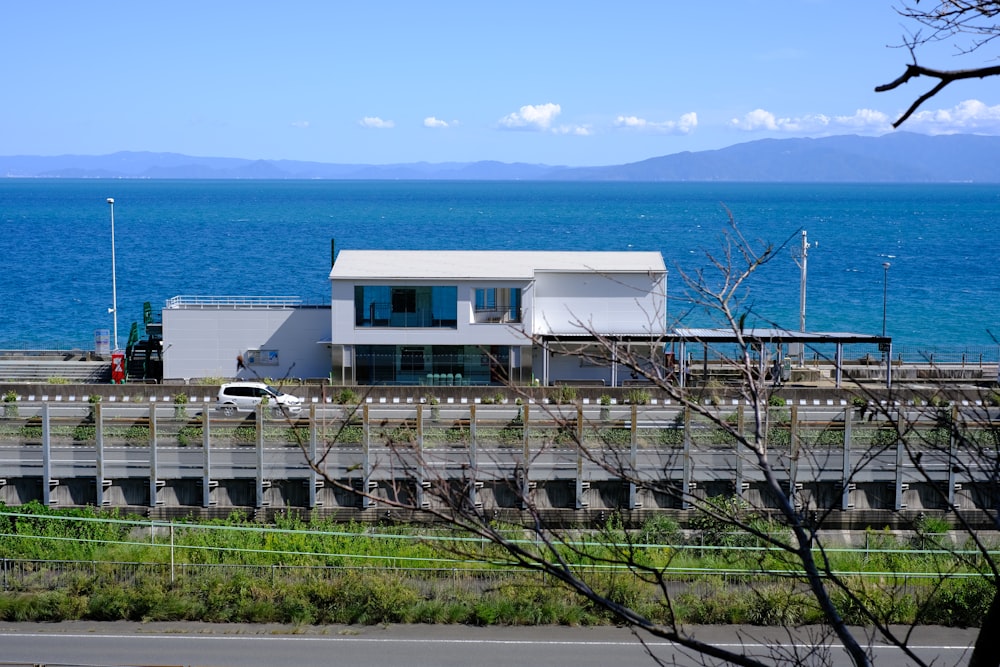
[881,262,891,337]
[107,197,118,352]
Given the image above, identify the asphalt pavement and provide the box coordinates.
[0,622,979,667]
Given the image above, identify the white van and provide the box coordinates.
[216,381,302,417]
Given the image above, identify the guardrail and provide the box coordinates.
[0,401,997,517]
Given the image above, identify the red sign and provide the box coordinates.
[111,352,125,384]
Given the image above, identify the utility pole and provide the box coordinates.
[792,230,814,366]
[798,230,809,333]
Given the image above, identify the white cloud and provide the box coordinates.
[730,102,1000,136]
[730,108,890,133]
[831,109,887,130]
[423,116,451,129]
[290,120,310,129]
[499,103,562,130]
[907,99,1000,134]
[615,112,697,134]
[552,124,593,136]
[497,103,593,135]
[359,116,394,129]
[730,109,781,131]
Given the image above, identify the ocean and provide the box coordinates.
[1,179,997,355]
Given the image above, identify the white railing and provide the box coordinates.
[165,295,303,308]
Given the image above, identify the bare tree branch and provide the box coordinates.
[288,215,1000,666]
[880,2,1000,125]
[876,61,1000,127]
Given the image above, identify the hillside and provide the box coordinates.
[2,133,998,182]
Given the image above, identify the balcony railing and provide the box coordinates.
[473,307,521,324]
[358,303,457,328]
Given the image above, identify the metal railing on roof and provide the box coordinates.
[164,295,304,309]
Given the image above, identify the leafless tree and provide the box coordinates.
[878,1,1000,126]
[294,219,999,666]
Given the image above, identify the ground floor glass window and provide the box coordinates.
[354,345,510,385]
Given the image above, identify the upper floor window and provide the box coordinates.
[355,285,457,328]
[473,287,521,323]
[392,288,416,313]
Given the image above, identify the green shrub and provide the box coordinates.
[87,587,131,621]
[480,392,507,405]
[173,392,188,418]
[929,395,950,408]
[332,424,363,444]
[444,425,470,444]
[2,390,17,418]
[625,389,650,405]
[919,576,993,627]
[553,385,577,404]
[330,571,421,624]
[766,425,791,447]
[832,581,918,625]
[656,427,684,446]
[908,518,952,551]
[141,587,202,622]
[598,427,631,447]
[335,388,360,405]
[493,426,524,446]
[637,515,681,544]
[48,591,87,621]
[690,496,761,548]
[742,586,811,626]
[278,593,317,625]
[232,426,258,444]
[676,580,742,624]
[72,425,97,443]
[177,426,202,447]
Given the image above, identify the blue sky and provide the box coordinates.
[6,1,1000,166]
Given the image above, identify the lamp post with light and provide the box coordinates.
[107,197,119,352]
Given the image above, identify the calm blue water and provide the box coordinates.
[1,179,997,351]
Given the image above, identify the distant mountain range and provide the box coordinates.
[3,132,999,182]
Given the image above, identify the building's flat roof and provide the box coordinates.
[540,328,889,345]
[669,328,889,345]
[329,250,666,280]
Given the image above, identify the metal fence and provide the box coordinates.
[0,399,999,513]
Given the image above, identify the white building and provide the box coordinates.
[328,250,667,386]
[160,250,668,386]
[161,296,332,382]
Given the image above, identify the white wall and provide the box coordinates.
[163,307,331,381]
[531,271,666,336]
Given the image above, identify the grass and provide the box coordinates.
[0,503,994,628]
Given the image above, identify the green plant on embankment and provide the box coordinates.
[0,504,993,627]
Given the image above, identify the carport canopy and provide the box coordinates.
[666,327,893,388]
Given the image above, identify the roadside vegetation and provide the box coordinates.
[0,503,991,627]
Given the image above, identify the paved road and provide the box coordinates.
[0,622,978,667]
